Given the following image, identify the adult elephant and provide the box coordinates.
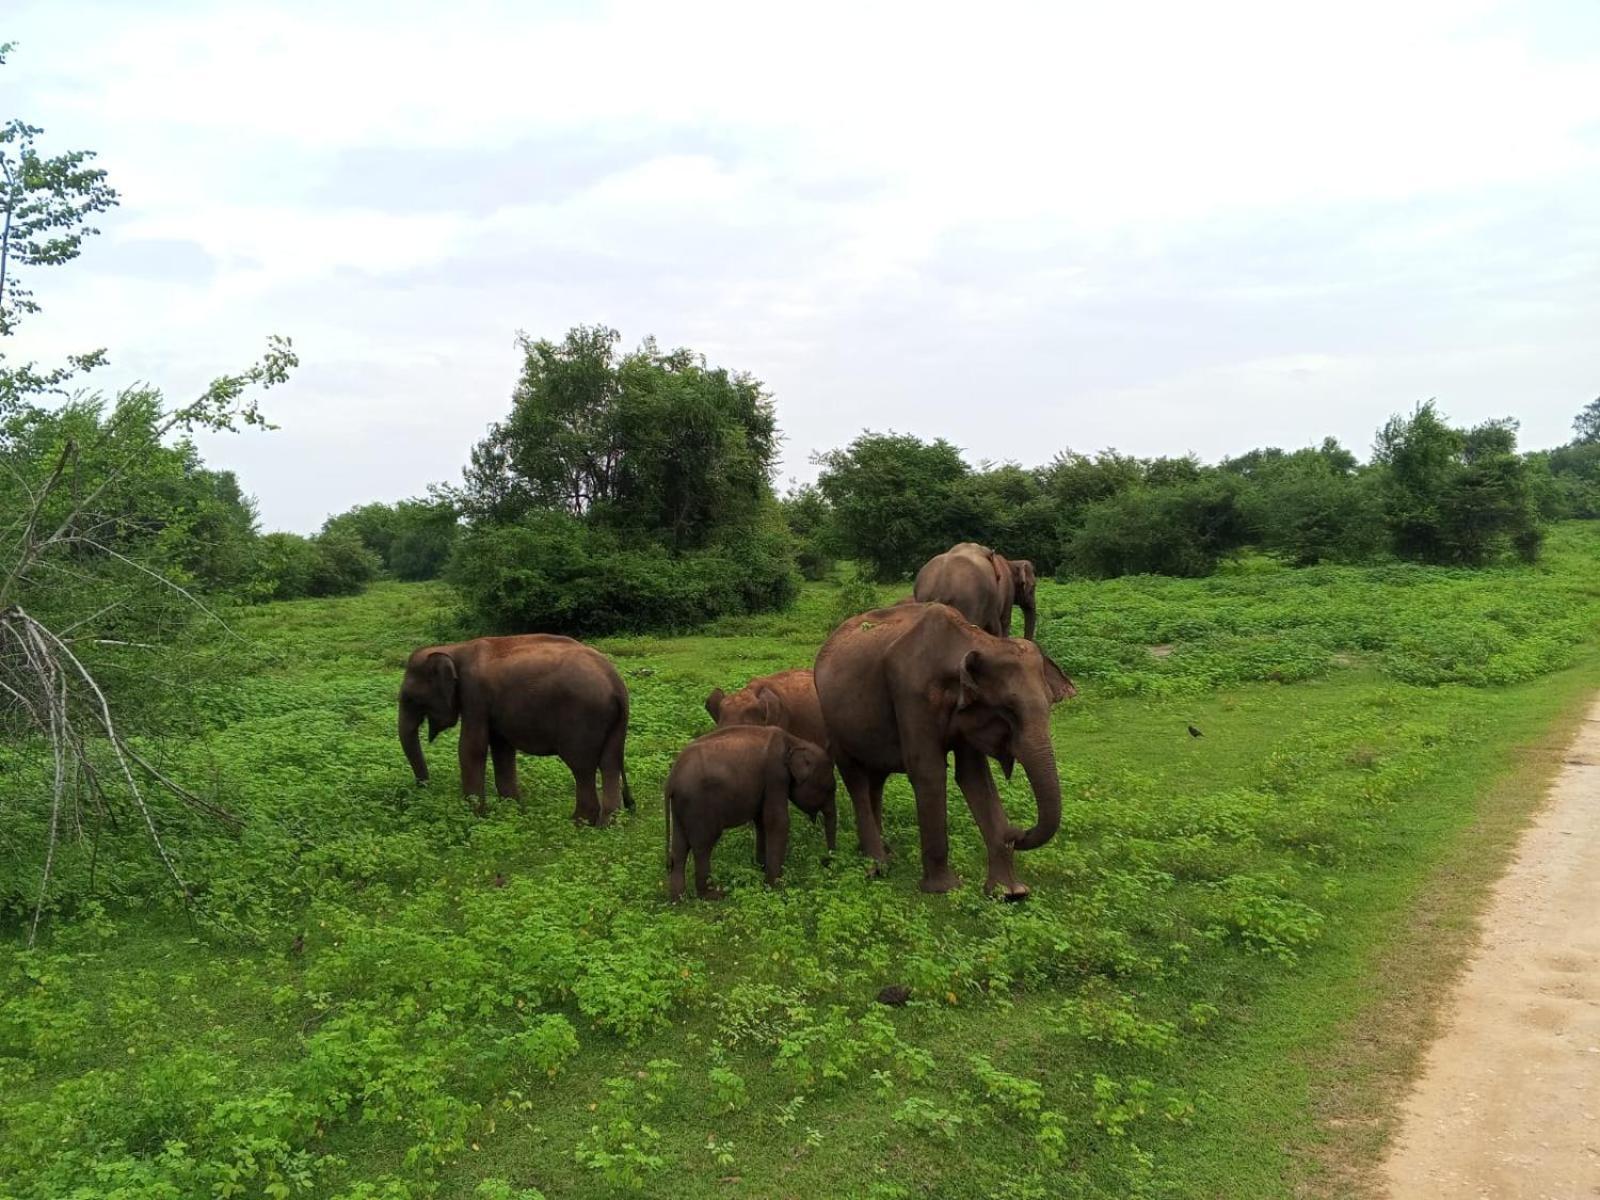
[814,602,1075,897]
[913,542,1038,640]
[705,668,829,752]
[398,634,633,823]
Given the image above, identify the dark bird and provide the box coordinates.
[1187,725,1203,738]
[493,872,507,888]
[876,984,911,1007]
[290,933,304,957]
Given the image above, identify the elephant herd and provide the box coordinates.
[397,542,1076,899]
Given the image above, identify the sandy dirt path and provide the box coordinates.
[1382,697,1600,1198]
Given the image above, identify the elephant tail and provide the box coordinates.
[663,781,674,870]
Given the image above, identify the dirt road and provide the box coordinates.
[1382,698,1600,1198]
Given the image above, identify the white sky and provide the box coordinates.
[7,0,1599,532]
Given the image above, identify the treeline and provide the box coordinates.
[13,327,1592,640]
[789,398,1600,582]
[0,391,460,608]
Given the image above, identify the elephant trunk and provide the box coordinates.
[1010,729,1061,851]
[1021,595,1038,642]
[399,706,428,784]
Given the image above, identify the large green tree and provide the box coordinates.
[461,325,778,549]
[813,431,976,580]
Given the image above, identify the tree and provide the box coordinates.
[1,46,295,940]
[1372,402,1542,565]
[0,43,120,405]
[1573,395,1600,444]
[814,431,975,580]
[461,326,778,548]
[450,327,794,635]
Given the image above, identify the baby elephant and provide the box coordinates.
[665,725,837,900]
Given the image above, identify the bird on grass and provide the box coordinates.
[1187,725,1204,738]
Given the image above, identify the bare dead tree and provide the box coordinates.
[1,344,294,945]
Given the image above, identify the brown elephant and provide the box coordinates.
[813,602,1075,897]
[913,542,1038,640]
[704,668,829,752]
[664,725,837,899]
[398,634,632,823]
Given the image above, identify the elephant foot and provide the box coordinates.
[985,875,1031,902]
[865,859,887,880]
[919,865,963,894]
[470,797,489,818]
[697,885,726,901]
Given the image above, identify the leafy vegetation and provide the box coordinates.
[6,526,1600,1198]
[805,406,1564,582]
[447,325,796,635]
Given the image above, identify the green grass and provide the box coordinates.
[6,526,1600,1198]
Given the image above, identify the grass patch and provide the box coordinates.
[5,527,1600,1198]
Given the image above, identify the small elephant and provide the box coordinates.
[398,634,632,823]
[914,542,1039,640]
[665,725,837,900]
[704,668,829,752]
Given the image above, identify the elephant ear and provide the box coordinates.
[757,687,787,728]
[705,688,725,722]
[783,737,826,785]
[957,649,988,710]
[424,652,459,741]
[1039,653,1077,703]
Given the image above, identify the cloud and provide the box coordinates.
[4,0,1598,531]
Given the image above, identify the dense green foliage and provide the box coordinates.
[6,526,1600,1198]
[321,497,461,583]
[449,326,796,635]
[805,407,1556,581]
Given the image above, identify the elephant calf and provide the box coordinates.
[705,667,829,752]
[665,725,837,900]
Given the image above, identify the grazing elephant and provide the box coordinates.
[814,602,1075,897]
[665,725,837,899]
[398,634,633,824]
[913,542,1039,640]
[705,668,829,752]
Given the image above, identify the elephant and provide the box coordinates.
[913,542,1039,640]
[398,634,633,824]
[813,601,1075,897]
[664,725,837,899]
[704,668,829,752]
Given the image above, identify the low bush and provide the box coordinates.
[446,509,797,637]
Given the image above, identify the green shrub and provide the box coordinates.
[446,510,796,637]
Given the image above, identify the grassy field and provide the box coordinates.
[7,526,1600,1199]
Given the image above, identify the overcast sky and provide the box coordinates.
[7,0,1599,532]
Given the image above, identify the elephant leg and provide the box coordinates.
[897,714,959,892]
[869,774,889,854]
[489,737,521,803]
[667,813,689,901]
[571,762,605,827]
[599,718,627,816]
[459,727,489,816]
[954,745,1027,900]
[693,838,723,899]
[838,758,888,866]
[762,803,790,888]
